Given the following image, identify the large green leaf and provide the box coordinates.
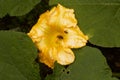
[0,31,40,80]
[0,0,40,18]
[49,0,120,47]
[45,46,118,80]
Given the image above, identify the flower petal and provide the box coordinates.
[48,4,77,28]
[38,47,57,68]
[63,26,88,48]
[56,48,75,65]
[27,11,50,42]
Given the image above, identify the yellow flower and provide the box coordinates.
[28,4,88,68]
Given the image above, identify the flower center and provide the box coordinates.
[64,31,68,34]
[57,35,64,40]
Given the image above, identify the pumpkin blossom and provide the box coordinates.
[28,4,88,68]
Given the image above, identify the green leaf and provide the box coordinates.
[45,46,118,80]
[0,0,40,18]
[49,0,120,47]
[0,31,40,80]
